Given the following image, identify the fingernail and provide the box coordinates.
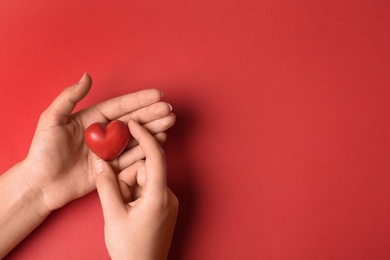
[95,160,104,175]
[160,90,164,97]
[78,72,87,84]
[168,103,173,111]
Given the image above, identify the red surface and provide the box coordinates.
[1,1,389,259]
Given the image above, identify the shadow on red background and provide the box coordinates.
[165,106,200,259]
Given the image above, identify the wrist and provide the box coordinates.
[18,159,53,217]
[0,161,52,256]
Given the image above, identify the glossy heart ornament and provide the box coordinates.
[84,120,131,161]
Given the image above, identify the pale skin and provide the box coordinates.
[96,120,179,260]
[0,73,177,258]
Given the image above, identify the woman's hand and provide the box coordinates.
[96,120,178,260]
[22,73,176,212]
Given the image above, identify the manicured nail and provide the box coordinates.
[168,103,173,111]
[95,160,104,175]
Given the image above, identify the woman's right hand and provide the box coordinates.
[95,120,179,260]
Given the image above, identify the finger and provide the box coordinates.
[118,133,167,170]
[118,161,145,203]
[118,179,132,204]
[128,120,167,196]
[46,73,92,122]
[127,131,167,149]
[118,160,146,188]
[92,89,163,121]
[117,102,173,124]
[141,113,176,135]
[95,160,127,220]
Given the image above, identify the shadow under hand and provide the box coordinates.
[165,106,199,260]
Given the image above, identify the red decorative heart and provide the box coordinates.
[84,120,131,161]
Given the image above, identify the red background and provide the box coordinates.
[1,1,389,259]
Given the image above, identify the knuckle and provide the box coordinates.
[134,159,146,169]
[39,109,55,124]
[149,189,178,211]
[39,109,49,121]
[171,193,179,210]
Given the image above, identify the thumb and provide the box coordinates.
[95,160,126,220]
[46,73,92,122]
